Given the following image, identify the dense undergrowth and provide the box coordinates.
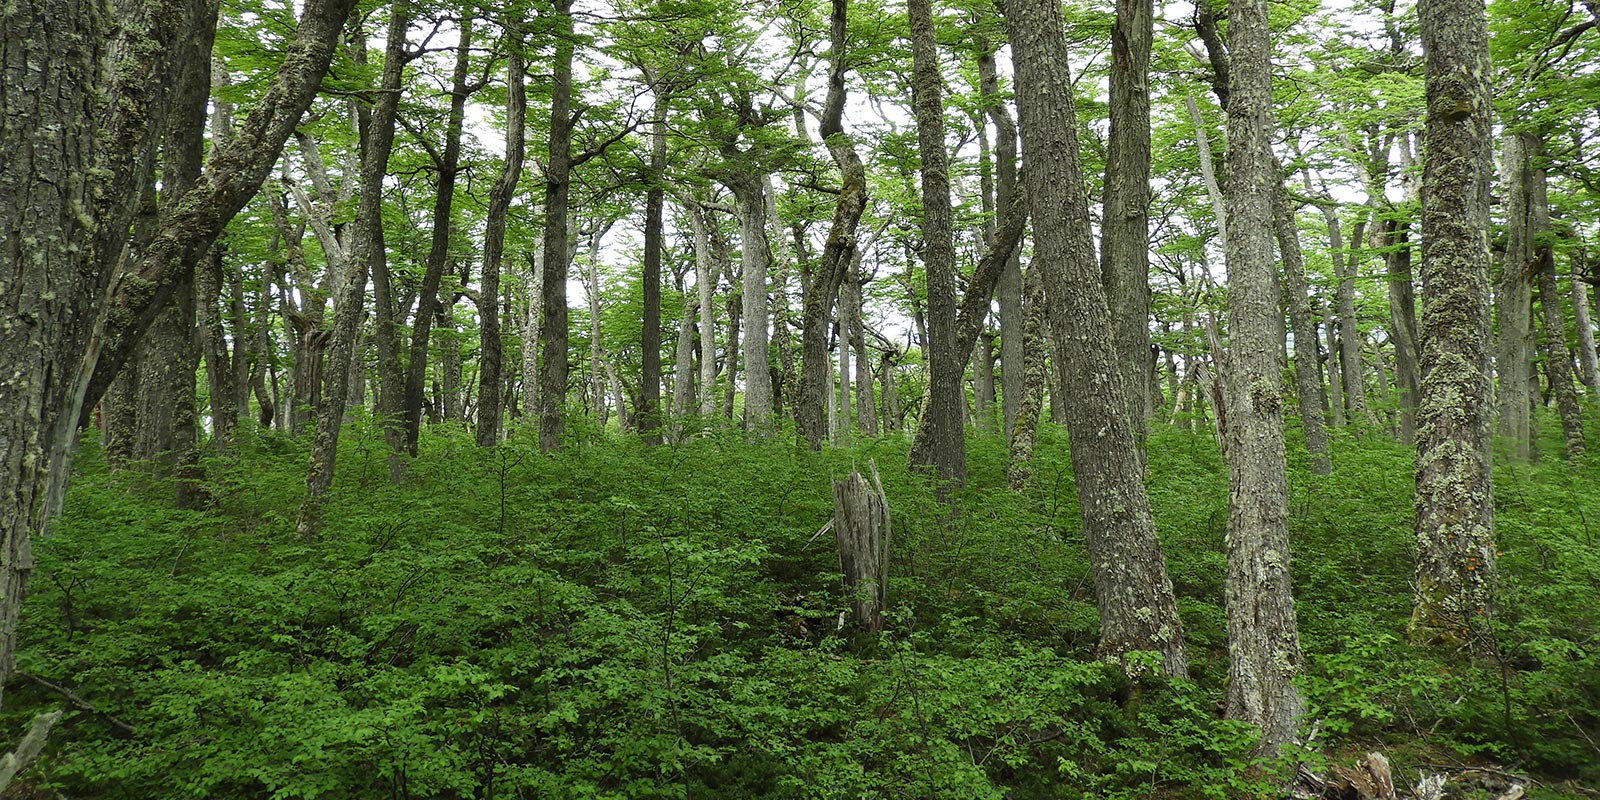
[4,411,1598,798]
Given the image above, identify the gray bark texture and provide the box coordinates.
[798,0,868,450]
[1412,0,1498,648]
[1385,219,1422,445]
[977,39,1024,444]
[3,0,356,705]
[725,173,774,433]
[477,25,527,447]
[832,466,890,633]
[907,0,965,488]
[1538,250,1585,460]
[1101,0,1155,435]
[300,1,407,525]
[1572,252,1599,395]
[538,0,576,451]
[1272,183,1332,475]
[1220,0,1306,757]
[1003,0,1188,678]
[1496,133,1536,460]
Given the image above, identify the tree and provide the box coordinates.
[478,20,530,448]
[1002,0,1188,677]
[907,0,964,487]
[1412,0,1498,647]
[795,0,868,451]
[2,0,357,703]
[1219,0,1306,756]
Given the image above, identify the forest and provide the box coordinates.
[2,0,1599,792]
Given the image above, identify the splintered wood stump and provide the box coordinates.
[832,464,890,632]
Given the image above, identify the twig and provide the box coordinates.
[20,673,137,736]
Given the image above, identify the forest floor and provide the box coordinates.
[4,411,1598,799]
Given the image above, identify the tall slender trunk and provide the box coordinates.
[1004,0,1188,677]
[639,89,667,444]
[1572,250,1599,395]
[403,17,473,454]
[1272,185,1332,474]
[687,200,720,416]
[725,173,773,432]
[908,0,965,486]
[1531,148,1583,458]
[1006,264,1051,488]
[976,40,1024,445]
[300,2,407,521]
[1220,0,1305,756]
[1101,0,1155,435]
[798,0,868,449]
[538,0,576,450]
[671,268,697,439]
[519,241,543,421]
[1385,218,1422,444]
[1413,0,1497,648]
[477,24,527,447]
[1323,295,1346,425]
[1496,133,1536,460]
[765,176,797,419]
[1334,210,1377,427]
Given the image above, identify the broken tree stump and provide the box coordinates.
[831,462,890,632]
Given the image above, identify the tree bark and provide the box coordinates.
[687,200,720,417]
[1273,184,1332,474]
[1412,0,1498,648]
[1101,0,1155,436]
[977,39,1024,445]
[299,3,407,524]
[639,89,667,444]
[1496,133,1536,460]
[1538,244,1585,459]
[908,0,965,487]
[1004,0,1188,677]
[1220,0,1305,756]
[1572,251,1600,395]
[1385,218,1422,445]
[402,17,473,453]
[724,173,774,433]
[477,24,527,447]
[832,466,890,633]
[798,0,869,449]
[538,0,576,450]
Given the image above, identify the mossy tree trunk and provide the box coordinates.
[1003,0,1188,678]
[1220,0,1306,756]
[1412,0,1498,647]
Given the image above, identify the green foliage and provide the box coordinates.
[7,415,1600,796]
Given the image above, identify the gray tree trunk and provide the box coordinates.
[1385,219,1422,444]
[832,466,890,633]
[1004,0,1188,677]
[1412,0,1498,648]
[1572,251,1599,395]
[908,0,965,487]
[798,0,869,449]
[1101,0,1155,436]
[1537,232,1585,458]
[477,24,528,447]
[687,200,720,416]
[1496,133,1536,460]
[724,174,774,433]
[538,0,576,450]
[977,38,1025,445]
[1220,0,1305,756]
[1272,185,1332,474]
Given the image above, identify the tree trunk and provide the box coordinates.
[908,0,965,487]
[538,0,577,450]
[832,466,890,633]
[1004,0,1188,677]
[1412,0,1497,648]
[1101,0,1155,436]
[977,38,1024,445]
[1572,251,1600,395]
[403,18,473,453]
[1332,208,1377,428]
[798,0,869,449]
[519,243,543,421]
[639,90,667,444]
[766,177,797,420]
[1323,295,1346,425]
[1385,218,1422,445]
[1006,264,1051,489]
[689,201,720,417]
[1272,183,1332,475]
[4,0,356,703]
[724,173,774,433]
[1496,133,1536,460]
[1220,0,1305,756]
[299,2,407,524]
[477,24,527,447]
[1538,244,1585,459]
